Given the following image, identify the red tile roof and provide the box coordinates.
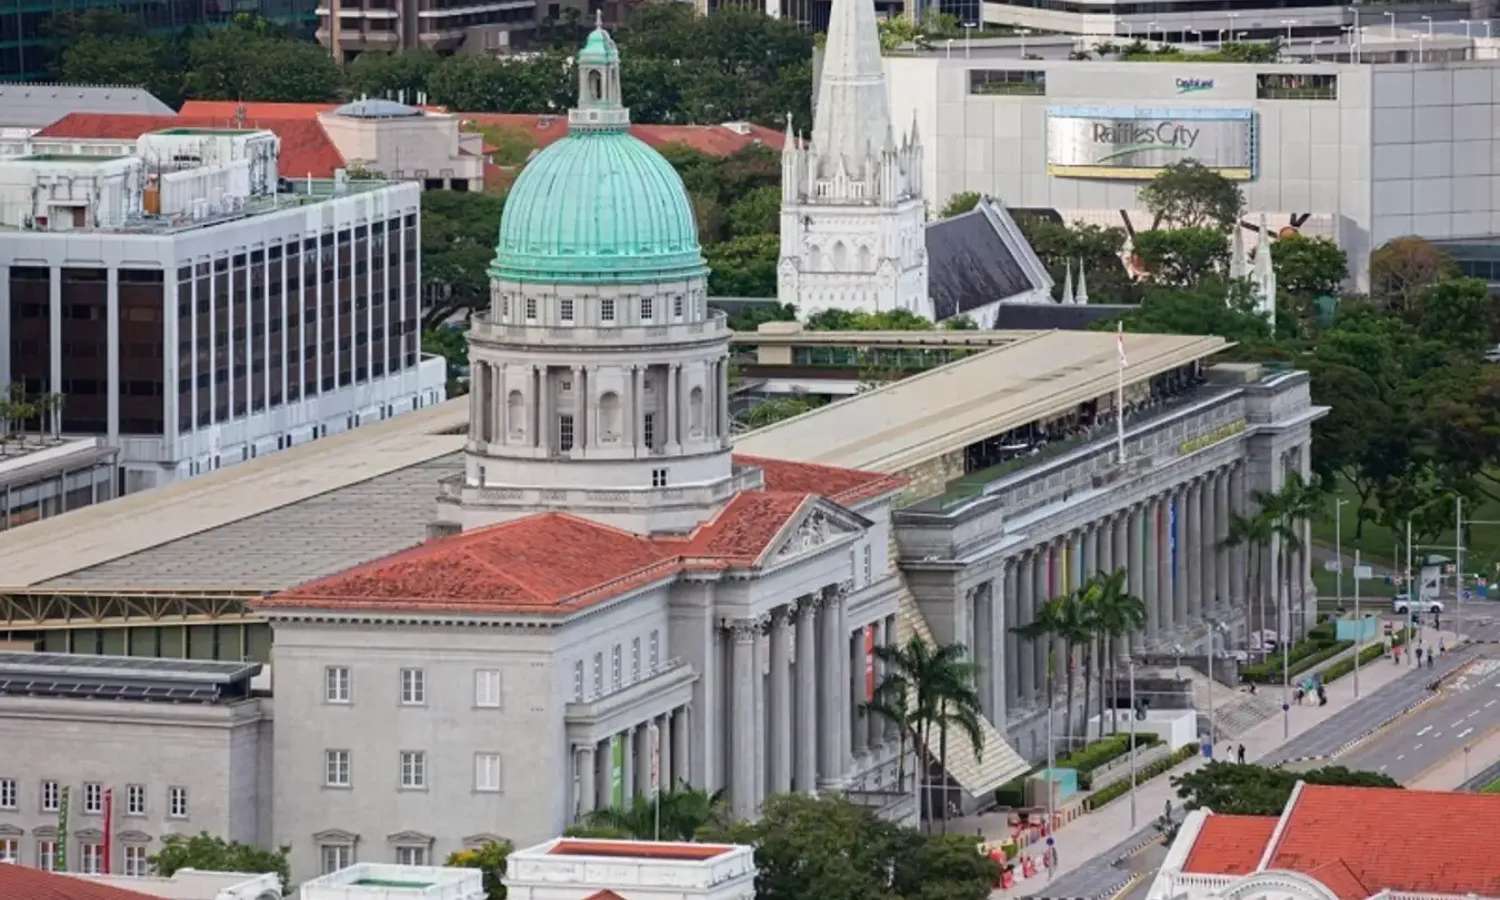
[258,458,893,616]
[178,100,340,118]
[582,891,628,900]
[1182,814,1277,876]
[1303,860,1370,900]
[456,113,785,157]
[34,113,346,179]
[1265,784,1500,898]
[735,454,907,506]
[551,838,735,861]
[0,865,165,900]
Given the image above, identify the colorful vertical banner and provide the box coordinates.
[102,788,112,874]
[1168,499,1178,588]
[610,736,624,809]
[864,626,876,701]
[56,786,70,872]
[648,722,661,796]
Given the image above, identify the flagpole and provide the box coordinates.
[1116,322,1127,464]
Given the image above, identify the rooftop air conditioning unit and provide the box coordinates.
[191,198,208,220]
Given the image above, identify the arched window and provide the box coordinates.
[588,70,603,101]
[599,391,621,442]
[689,386,704,436]
[808,245,821,271]
[832,241,848,271]
[858,244,872,271]
[507,390,525,437]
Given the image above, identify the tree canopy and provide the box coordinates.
[445,840,512,900]
[150,833,290,889]
[1138,160,1245,232]
[1172,762,1399,816]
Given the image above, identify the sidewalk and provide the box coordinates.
[980,622,1458,898]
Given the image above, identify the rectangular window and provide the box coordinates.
[601,298,615,322]
[559,413,575,452]
[652,468,668,487]
[81,842,103,874]
[631,637,640,681]
[673,294,683,319]
[37,840,57,871]
[643,412,655,449]
[84,781,102,814]
[969,69,1046,96]
[400,750,427,789]
[560,298,574,322]
[325,749,351,787]
[474,669,502,708]
[396,846,428,866]
[611,645,622,689]
[126,784,145,816]
[124,844,148,877]
[168,785,188,818]
[41,780,59,812]
[650,630,660,670]
[592,652,603,694]
[475,752,501,792]
[573,660,584,701]
[864,545,873,584]
[325,665,351,703]
[0,778,14,810]
[1256,72,1336,100]
[0,838,15,863]
[321,844,351,875]
[525,297,538,321]
[400,667,425,705]
[641,297,653,321]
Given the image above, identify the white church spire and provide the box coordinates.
[812,0,892,179]
[1075,258,1088,304]
[1061,260,1074,304]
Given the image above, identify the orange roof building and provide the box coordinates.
[505,837,757,900]
[1156,783,1500,899]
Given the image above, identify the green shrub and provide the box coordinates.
[1323,628,1410,683]
[1055,733,1161,788]
[994,775,1029,808]
[1082,744,1199,811]
[1241,636,1352,683]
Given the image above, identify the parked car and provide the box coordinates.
[1392,593,1444,615]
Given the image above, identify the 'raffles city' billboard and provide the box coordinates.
[1045,107,1256,180]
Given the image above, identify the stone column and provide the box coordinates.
[1032,550,1049,704]
[1215,470,1232,614]
[817,592,840,784]
[718,356,731,439]
[673,706,692,787]
[884,614,900,743]
[795,598,818,792]
[540,365,554,454]
[577,744,596,817]
[633,365,646,455]
[836,586,853,775]
[595,738,610,811]
[1005,561,1022,711]
[1150,496,1169,633]
[1173,488,1188,629]
[1187,480,1203,623]
[972,584,993,719]
[659,712,673,794]
[636,723,652,800]
[1230,463,1247,611]
[665,363,679,452]
[730,619,757,819]
[850,627,867,761]
[770,607,792,795]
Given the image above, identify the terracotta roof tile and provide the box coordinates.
[456,113,784,157]
[1303,859,1370,900]
[582,891,628,900]
[34,113,346,178]
[552,839,734,861]
[1182,814,1277,876]
[257,458,894,617]
[178,100,341,118]
[734,454,906,506]
[1267,784,1500,897]
[0,865,166,900]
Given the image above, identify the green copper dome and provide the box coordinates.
[491,23,706,285]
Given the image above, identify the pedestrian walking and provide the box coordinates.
[1428,650,1435,668]
[1317,685,1327,706]
[1439,639,1446,655]
[1237,744,1247,764]
[1417,646,1425,667]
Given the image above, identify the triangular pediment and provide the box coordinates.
[462,832,508,847]
[117,830,153,843]
[312,828,358,843]
[767,498,869,565]
[74,827,104,840]
[387,830,435,845]
[0,824,21,837]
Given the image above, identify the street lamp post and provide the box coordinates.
[963,21,976,57]
[1385,10,1396,39]
[1335,497,1349,611]
[1415,33,1426,63]
[1456,495,1464,645]
[1422,14,1433,37]
[1487,21,1493,39]
[1128,657,1138,828]
[1350,5,1360,43]
[945,38,953,58]
[1353,548,1363,697]
[1282,18,1297,42]
[1148,20,1157,43]
[1019,28,1030,57]
[1462,18,1471,39]
[1228,12,1239,42]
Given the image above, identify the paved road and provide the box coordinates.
[1339,652,1500,782]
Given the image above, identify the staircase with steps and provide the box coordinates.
[895,586,1031,800]
[1178,668,1280,738]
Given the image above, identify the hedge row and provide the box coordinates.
[1322,628,1410,684]
[1082,744,1200,811]
[1055,732,1161,781]
[1242,635,1353,683]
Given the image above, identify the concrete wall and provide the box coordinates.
[0,695,270,871]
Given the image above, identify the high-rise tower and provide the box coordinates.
[777,0,929,319]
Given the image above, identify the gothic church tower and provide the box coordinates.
[777,0,929,319]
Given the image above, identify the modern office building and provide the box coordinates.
[0,126,446,495]
[318,0,537,61]
[885,51,1500,288]
[0,437,119,531]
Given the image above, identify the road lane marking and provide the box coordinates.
[1488,700,1498,708]
[1415,743,1424,750]
[1453,719,1466,728]
[1459,727,1475,738]
[1397,754,1406,760]
[1418,725,1433,736]
[1470,710,1481,718]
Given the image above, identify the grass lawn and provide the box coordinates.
[1311,567,1396,602]
[1482,775,1500,794]
[1307,475,1500,582]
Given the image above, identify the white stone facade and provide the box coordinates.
[777,0,930,319]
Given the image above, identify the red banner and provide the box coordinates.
[102,788,112,874]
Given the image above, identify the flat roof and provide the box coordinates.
[16,153,127,162]
[0,399,466,591]
[545,838,737,861]
[734,330,1226,473]
[730,328,1027,348]
[152,127,257,135]
[0,651,261,703]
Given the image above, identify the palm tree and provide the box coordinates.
[865,668,916,794]
[577,785,729,840]
[1014,588,1091,751]
[1270,473,1321,644]
[1225,502,1276,656]
[1089,569,1147,734]
[869,636,982,833]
